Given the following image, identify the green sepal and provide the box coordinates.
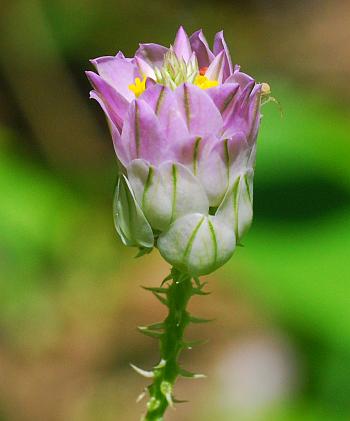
[113,174,154,248]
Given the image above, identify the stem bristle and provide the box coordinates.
[140,268,209,421]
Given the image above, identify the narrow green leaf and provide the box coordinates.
[192,288,211,296]
[138,326,163,339]
[172,397,189,404]
[142,286,168,294]
[189,315,214,324]
[161,273,173,286]
[140,322,165,331]
[178,368,206,379]
[152,292,168,306]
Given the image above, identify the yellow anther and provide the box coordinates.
[129,76,147,97]
[194,74,219,90]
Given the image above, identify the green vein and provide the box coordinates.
[207,219,218,266]
[170,164,177,223]
[183,216,205,262]
[220,86,238,114]
[244,173,253,203]
[183,84,191,129]
[193,137,202,175]
[142,166,154,209]
[135,102,140,157]
[155,86,165,115]
[224,139,230,182]
[232,177,241,239]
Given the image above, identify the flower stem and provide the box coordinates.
[139,268,207,421]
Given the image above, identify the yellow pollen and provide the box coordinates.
[194,74,219,90]
[129,76,147,97]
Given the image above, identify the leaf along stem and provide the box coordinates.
[140,267,208,420]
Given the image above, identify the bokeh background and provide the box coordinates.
[1,0,350,420]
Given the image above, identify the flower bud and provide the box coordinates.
[88,27,263,275]
[157,213,236,276]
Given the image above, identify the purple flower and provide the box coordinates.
[87,27,264,275]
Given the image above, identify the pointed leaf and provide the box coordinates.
[173,397,189,404]
[138,326,163,339]
[152,292,168,306]
[139,322,165,331]
[136,390,147,403]
[130,364,154,378]
[142,286,168,294]
[179,368,206,379]
[154,359,167,369]
[173,26,192,61]
[189,315,214,324]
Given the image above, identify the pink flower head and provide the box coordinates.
[87,27,264,275]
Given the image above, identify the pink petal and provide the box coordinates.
[90,56,139,101]
[135,56,156,80]
[121,99,166,165]
[189,29,215,68]
[175,83,223,137]
[206,83,239,120]
[89,91,129,166]
[140,84,188,150]
[135,43,168,66]
[223,82,261,142]
[173,26,192,62]
[86,71,129,129]
[205,50,226,83]
[213,31,233,80]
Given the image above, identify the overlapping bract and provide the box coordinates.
[87,27,262,275]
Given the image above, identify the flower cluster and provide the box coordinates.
[87,27,263,275]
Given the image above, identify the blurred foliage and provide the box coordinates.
[1,0,350,420]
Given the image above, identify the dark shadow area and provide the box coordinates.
[254,175,350,222]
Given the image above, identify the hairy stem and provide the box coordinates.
[139,268,206,420]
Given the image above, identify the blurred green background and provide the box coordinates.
[1,0,349,420]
